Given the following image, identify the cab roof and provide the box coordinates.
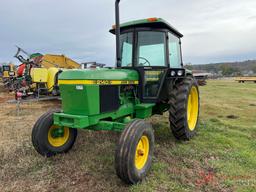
[110,18,183,38]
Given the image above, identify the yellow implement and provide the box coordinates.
[30,68,48,83]
[15,46,80,69]
[12,46,81,99]
[30,67,61,92]
[41,54,80,69]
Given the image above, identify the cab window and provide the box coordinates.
[168,33,182,68]
[120,32,133,67]
[137,31,166,67]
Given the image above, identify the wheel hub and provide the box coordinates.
[135,136,149,170]
[51,127,65,138]
[48,126,70,147]
[137,149,144,156]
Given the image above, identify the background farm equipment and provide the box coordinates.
[81,62,106,69]
[235,76,256,83]
[15,46,80,69]
[32,0,200,185]
[11,47,81,101]
[1,63,16,90]
[193,73,209,86]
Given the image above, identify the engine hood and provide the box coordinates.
[58,68,139,84]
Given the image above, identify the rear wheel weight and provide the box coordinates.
[115,120,154,184]
[169,77,200,140]
[31,109,77,157]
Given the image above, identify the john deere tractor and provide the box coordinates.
[32,0,200,184]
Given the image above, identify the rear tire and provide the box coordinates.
[169,77,200,140]
[32,109,77,157]
[115,120,154,184]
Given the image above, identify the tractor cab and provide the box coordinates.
[111,18,186,102]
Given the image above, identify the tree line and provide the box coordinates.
[185,60,256,76]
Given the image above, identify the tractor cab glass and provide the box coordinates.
[120,31,167,68]
[168,32,182,68]
[120,32,133,67]
[119,25,183,101]
[137,31,166,67]
[120,30,168,100]
[136,31,167,98]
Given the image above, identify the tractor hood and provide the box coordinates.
[58,68,139,85]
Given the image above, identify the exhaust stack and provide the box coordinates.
[115,0,121,67]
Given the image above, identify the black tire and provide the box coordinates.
[115,120,154,184]
[169,77,200,140]
[32,109,77,157]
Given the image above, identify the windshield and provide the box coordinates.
[137,31,166,67]
[120,31,167,67]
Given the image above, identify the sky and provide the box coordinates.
[0,0,256,66]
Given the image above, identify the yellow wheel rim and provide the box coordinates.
[187,86,199,131]
[48,126,70,147]
[135,136,150,170]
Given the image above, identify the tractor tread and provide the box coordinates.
[31,109,77,157]
[168,77,200,140]
[115,119,154,184]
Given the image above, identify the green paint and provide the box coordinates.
[122,116,132,124]
[54,102,135,129]
[54,113,89,128]
[60,85,99,116]
[55,68,144,131]
[30,53,43,59]
[54,100,156,130]
[135,103,155,119]
[55,74,156,131]
[59,68,139,81]
[51,127,64,138]
[91,121,125,131]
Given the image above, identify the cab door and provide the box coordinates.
[134,30,168,102]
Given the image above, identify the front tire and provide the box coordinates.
[115,120,154,184]
[169,77,200,140]
[32,110,77,157]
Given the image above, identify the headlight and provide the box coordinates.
[171,71,176,76]
[177,70,183,76]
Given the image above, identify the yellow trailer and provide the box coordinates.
[235,77,256,83]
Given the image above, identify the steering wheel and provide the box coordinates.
[139,57,151,66]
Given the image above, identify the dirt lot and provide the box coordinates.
[0,80,256,192]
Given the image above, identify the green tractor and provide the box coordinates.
[32,0,200,184]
